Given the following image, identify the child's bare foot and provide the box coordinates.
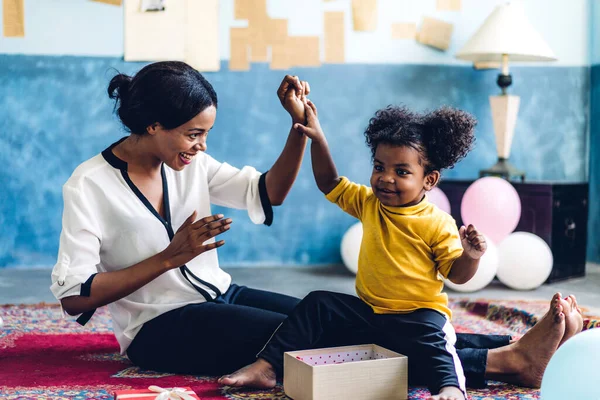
[559,294,584,347]
[218,358,277,389]
[427,386,465,400]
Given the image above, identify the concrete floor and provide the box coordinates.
[1,263,599,315]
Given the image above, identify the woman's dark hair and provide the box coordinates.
[364,105,477,174]
[107,61,218,134]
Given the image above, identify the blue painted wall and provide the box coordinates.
[590,65,599,263]
[588,1,600,263]
[0,55,590,267]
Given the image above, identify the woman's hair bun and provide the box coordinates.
[108,73,132,101]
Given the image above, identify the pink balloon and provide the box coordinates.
[461,177,521,244]
[428,187,451,214]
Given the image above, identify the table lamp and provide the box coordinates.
[456,1,556,181]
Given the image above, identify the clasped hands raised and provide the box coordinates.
[277,75,325,143]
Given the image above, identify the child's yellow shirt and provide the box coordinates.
[326,177,463,319]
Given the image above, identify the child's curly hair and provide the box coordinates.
[364,105,477,174]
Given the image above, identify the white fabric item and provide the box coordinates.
[442,319,467,395]
[50,144,267,354]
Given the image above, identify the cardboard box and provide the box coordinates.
[283,344,408,400]
[114,386,200,400]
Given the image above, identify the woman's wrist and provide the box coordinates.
[290,114,305,125]
[156,250,175,272]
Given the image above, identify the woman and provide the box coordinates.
[51,61,310,375]
[50,61,582,389]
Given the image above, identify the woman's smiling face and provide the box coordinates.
[153,105,216,171]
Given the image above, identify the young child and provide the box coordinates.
[220,101,486,400]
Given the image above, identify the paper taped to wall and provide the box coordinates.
[91,0,123,5]
[125,0,220,71]
[3,0,25,37]
[352,0,377,32]
[229,27,250,71]
[186,0,220,71]
[436,0,461,12]
[324,11,345,63]
[417,17,453,51]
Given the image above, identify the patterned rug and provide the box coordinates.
[1,300,598,400]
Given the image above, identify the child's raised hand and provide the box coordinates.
[459,224,487,259]
[293,99,326,143]
[277,75,310,124]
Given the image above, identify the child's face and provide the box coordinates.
[370,143,434,207]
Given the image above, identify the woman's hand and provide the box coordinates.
[277,75,311,124]
[161,211,232,270]
[293,99,326,143]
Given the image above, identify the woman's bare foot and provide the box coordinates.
[218,358,277,389]
[558,294,584,347]
[427,386,465,400]
[485,292,565,388]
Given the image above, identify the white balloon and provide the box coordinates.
[444,236,498,292]
[497,232,553,290]
[340,222,362,274]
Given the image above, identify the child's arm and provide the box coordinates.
[447,224,487,284]
[293,99,341,195]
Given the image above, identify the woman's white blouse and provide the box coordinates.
[50,139,271,353]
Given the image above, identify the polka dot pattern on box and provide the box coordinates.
[295,349,390,366]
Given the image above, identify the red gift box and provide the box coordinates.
[114,386,200,400]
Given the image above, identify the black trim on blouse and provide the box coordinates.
[101,137,128,170]
[258,172,273,226]
[75,273,98,326]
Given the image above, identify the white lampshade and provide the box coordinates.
[456,1,556,62]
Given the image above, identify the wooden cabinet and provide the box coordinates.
[438,180,589,283]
